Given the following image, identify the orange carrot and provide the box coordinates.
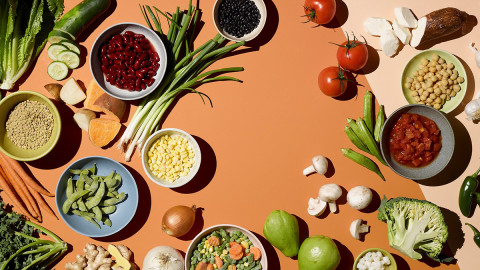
[248,247,262,260]
[27,185,57,220]
[195,261,208,270]
[0,171,34,220]
[0,165,40,219]
[207,236,220,246]
[0,152,54,196]
[214,256,223,268]
[230,252,243,260]
[229,242,244,256]
[206,264,214,270]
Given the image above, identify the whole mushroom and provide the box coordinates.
[318,183,342,213]
[347,186,373,210]
[303,155,328,176]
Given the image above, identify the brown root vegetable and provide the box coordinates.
[44,83,62,101]
[73,109,96,131]
[411,8,468,48]
[94,93,126,122]
[84,79,104,112]
[88,118,121,148]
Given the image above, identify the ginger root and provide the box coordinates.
[66,243,137,270]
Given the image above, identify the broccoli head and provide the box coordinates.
[377,197,449,261]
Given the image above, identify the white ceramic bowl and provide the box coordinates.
[142,128,201,188]
[90,22,168,100]
[185,224,268,270]
[212,0,267,42]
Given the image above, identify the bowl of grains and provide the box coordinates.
[0,91,61,161]
[141,128,201,188]
[213,0,267,42]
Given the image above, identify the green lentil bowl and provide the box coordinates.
[0,91,61,161]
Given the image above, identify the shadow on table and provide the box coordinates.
[450,55,476,117]
[252,232,281,269]
[357,44,380,75]
[173,136,217,194]
[94,163,151,242]
[416,115,471,186]
[392,253,411,270]
[334,239,354,269]
[29,101,82,169]
[441,207,464,258]
[244,0,278,48]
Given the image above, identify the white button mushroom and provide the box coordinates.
[303,155,328,176]
[318,183,342,213]
[350,219,370,240]
[347,186,373,210]
[307,197,327,216]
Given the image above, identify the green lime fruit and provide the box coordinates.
[263,209,300,257]
[298,235,341,270]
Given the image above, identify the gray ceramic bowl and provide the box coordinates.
[380,104,454,180]
[55,156,139,237]
[90,22,167,100]
[185,224,268,270]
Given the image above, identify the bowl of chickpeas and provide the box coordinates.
[141,128,201,188]
[401,49,467,113]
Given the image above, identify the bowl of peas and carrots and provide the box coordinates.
[186,224,267,270]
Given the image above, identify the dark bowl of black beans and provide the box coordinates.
[213,0,267,42]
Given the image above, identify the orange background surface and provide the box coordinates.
[1,0,472,269]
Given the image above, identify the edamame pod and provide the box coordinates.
[341,148,385,181]
[62,190,90,214]
[101,206,116,215]
[85,180,105,209]
[99,192,127,206]
[92,206,102,222]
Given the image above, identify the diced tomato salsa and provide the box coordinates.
[388,113,442,167]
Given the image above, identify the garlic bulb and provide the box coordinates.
[465,92,480,122]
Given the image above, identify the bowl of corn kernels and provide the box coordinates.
[141,128,201,188]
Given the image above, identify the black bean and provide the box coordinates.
[218,0,261,38]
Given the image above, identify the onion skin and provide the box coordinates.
[162,205,196,237]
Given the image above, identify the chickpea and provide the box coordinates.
[419,70,426,76]
[417,76,424,82]
[432,54,439,61]
[414,96,421,102]
[425,80,433,87]
[447,63,454,69]
[413,71,419,76]
[415,83,421,89]
[448,79,453,85]
[435,97,442,104]
[458,76,465,83]
[418,64,425,69]
[431,76,438,82]
[430,60,438,66]
[410,90,419,97]
[426,87,433,93]
[419,101,426,105]
[446,95,451,101]
[422,91,429,97]
[447,69,452,75]
[420,95,427,101]
[422,67,428,73]
[450,91,457,97]
[441,79,448,86]
[438,58,445,64]
[426,98,433,103]
[427,72,434,78]
[436,65,442,71]
[442,63,447,69]
[405,82,412,88]
[428,67,436,73]
[440,85,447,91]
[453,85,461,92]
[440,94,447,100]
[450,73,458,80]
[407,77,414,83]
[429,93,436,99]
[446,89,452,95]
[453,70,458,75]
[434,88,441,95]
[421,58,429,65]
[436,74,442,80]
[434,103,441,109]
[454,79,458,84]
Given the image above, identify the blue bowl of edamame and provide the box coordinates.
[55,156,138,237]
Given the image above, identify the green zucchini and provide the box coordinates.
[50,0,110,40]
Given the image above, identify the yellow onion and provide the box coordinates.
[162,205,196,237]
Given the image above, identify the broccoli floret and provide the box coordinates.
[377,197,448,261]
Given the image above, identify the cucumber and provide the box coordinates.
[47,44,69,60]
[47,30,74,44]
[51,0,110,39]
[47,62,69,81]
[59,40,81,54]
[57,50,81,69]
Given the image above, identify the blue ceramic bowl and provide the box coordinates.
[55,156,138,237]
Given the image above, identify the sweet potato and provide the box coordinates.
[88,118,121,148]
[84,79,104,112]
[411,8,468,48]
[94,93,126,122]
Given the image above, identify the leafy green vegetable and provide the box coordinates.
[0,194,68,269]
[0,0,64,90]
[377,196,452,262]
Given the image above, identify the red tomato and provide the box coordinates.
[304,0,336,25]
[336,35,368,71]
[318,66,348,97]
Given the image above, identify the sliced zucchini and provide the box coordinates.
[47,61,69,81]
[59,40,81,55]
[47,30,74,44]
[47,43,69,60]
[58,50,80,69]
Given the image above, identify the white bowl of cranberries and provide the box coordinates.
[90,22,168,100]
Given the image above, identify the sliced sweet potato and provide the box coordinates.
[88,118,121,148]
[84,79,104,112]
[94,93,126,122]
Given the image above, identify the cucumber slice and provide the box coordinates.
[58,50,80,69]
[48,62,69,81]
[59,40,81,55]
[48,30,74,44]
[47,44,69,60]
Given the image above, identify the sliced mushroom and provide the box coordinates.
[350,219,370,240]
[318,183,342,213]
[307,197,327,216]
